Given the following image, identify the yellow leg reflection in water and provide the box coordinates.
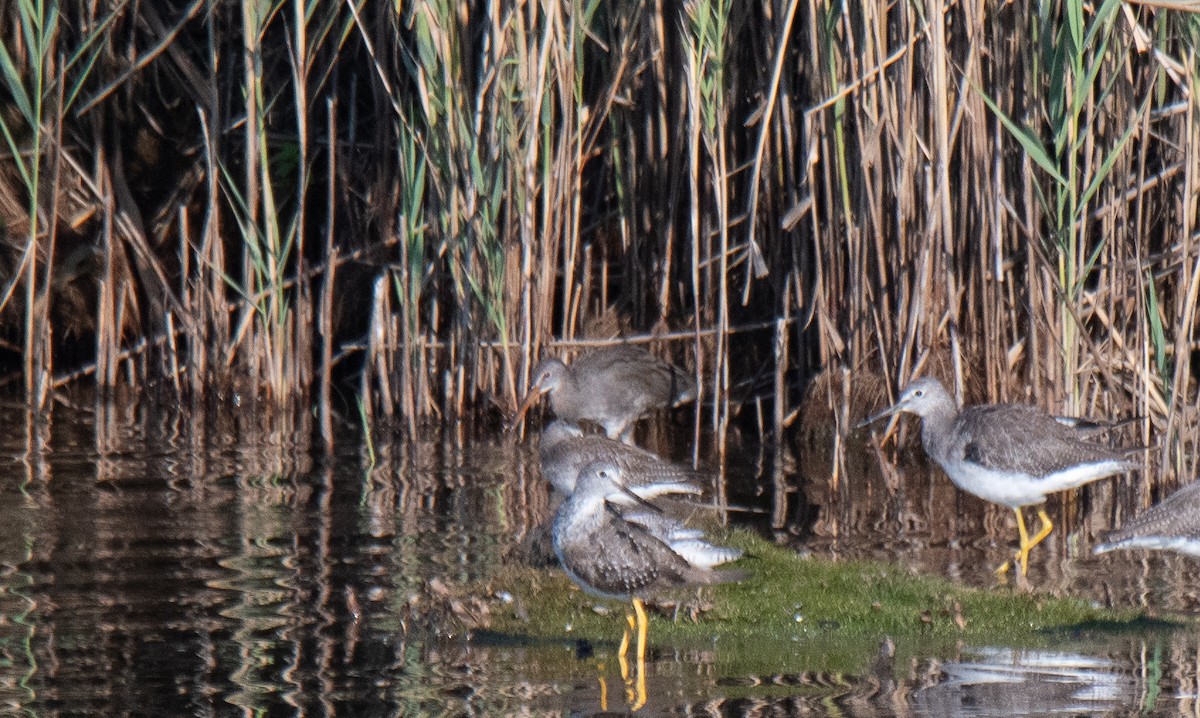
[631,652,647,711]
[618,644,647,711]
[617,644,630,687]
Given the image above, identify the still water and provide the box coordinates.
[0,401,1198,716]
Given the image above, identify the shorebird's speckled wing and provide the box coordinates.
[539,427,706,497]
[572,345,696,412]
[520,346,696,441]
[558,500,735,599]
[951,404,1133,478]
[621,510,743,569]
[1099,481,1200,549]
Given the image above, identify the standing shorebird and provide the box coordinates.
[516,345,696,442]
[1094,480,1200,558]
[552,459,743,663]
[861,377,1138,577]
[539,421,704,500]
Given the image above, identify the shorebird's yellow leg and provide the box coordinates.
[626,598,648,711]
[616,611,634,705]
[1013,508,1031,576]
[1028,508,1054,551]
[1018,508,1054,576]
[598,676,609,712]
[633,598,649,663]
[618,612,636,708]
[1012,507,1054,577]
[618,611,634,660]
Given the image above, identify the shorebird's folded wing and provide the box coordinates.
[956,404,1133,478]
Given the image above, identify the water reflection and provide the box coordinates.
[913,648,1133,716]
[0,401,1196,715]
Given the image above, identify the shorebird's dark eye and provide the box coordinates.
[914,389,924,397]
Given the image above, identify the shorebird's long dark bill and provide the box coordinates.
[613,482,665,514]
[857,402,902,428]
[513,386,548,425]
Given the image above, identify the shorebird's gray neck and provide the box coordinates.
[556,485,606,534]
[548,368,581,414]
[917,401,959,463]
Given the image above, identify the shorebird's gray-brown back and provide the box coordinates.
[551,459,742,602]
[517,345,695,442]
[1095,480,1200,557]
[538,420,704,500]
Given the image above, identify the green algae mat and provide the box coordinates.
[460,531,1174,675]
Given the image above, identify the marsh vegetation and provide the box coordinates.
[1,0,1198,487]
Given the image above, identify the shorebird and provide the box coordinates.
[861,377,1138,577]
[552,459,743,663]
[539,420,705,500]
[516,345,696,442]
[1094,480,1200,558]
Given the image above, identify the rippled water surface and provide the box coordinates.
[1,402,1199,716]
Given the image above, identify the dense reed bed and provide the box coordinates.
[0,0,1198,483]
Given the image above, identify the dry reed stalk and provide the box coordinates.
[685,18,707,460]
[1163,76,1200,480]
[363,274,390,423]
[318,99,337,453]
[773,296,790,447]
[34,63,69,408]
[290,0,314,418]
[97,195,117,390]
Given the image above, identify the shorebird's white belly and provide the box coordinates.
[937,458,1131,508]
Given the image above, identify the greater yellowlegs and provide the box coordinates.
[861,377,1138,576]
[552,459,743,662]
[516,345,696,442]
[539,420,704,500]
[1094,480,1200,557]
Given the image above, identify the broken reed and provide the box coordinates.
[0,1,1197,479]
